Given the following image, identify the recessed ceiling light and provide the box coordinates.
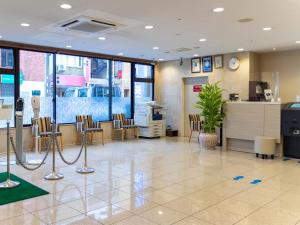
[60,3,72,9]
[237,48,244,52]
[118,52,124,56]
[158,210,164,215]
[296,41,300,44]
[153,46,159,50]
[262,27,272,31]
[158,58,164,61]
[145,25,154,30]
[0,35,2,39]
[193,54,199,57]
[66,45,72,48]
[213,7,224,13]
[273,48,277,51]
[21,23,30,27]
[199,38,207,42]
[98,37,106,40]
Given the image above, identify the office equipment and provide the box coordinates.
[134,101,166,138]
[282,103,300,158]
[249,81,268,101]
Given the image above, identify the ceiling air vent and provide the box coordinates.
[173,47,192,52]
[61,16,117,34]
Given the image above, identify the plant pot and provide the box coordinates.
[199,133,218,149]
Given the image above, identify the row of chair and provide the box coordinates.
[32,114,139,152]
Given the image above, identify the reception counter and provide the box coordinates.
[222,101,282,155]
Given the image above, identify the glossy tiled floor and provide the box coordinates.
[1,137,300,224]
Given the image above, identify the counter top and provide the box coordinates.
[226,101,282,105]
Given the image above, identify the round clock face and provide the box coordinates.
[228,57,240,70]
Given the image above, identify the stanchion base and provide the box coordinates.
[44,172,64,180]
[0,179,20,188]
[77,167,95,174]
[0,160,16,166]
[27,159,44,165]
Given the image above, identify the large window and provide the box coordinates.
[134,64,154,104]
[112,61,131,118]
[0,46,154,127]
[20,50,54,124]
[0,48,14,128]
[56,54,109,123]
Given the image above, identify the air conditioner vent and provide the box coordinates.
[173,47,192,52]
[61,16,118,34]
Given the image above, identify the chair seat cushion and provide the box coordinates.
[40,131,62,137]
[122,125,138,129]
[86,128,103,133]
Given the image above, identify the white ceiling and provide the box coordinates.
[0,0,300,61]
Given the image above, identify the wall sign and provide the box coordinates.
[193,85,202,92]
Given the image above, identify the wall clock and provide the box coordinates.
[228,57,240,70]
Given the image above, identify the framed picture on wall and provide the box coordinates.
[214,55,223,69]
[191,58,201,73]
[202,56,213,73]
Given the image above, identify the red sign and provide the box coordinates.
[193,85,202,93]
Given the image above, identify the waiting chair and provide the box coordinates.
[32,117,64,152]
[112,114,139,141]
[76,115,104,145]
[188,114,202,142]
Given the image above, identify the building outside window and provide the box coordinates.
[19,50,54,125]
[134,64,154,104]
[56,54,109,123]
[112,61,131,118]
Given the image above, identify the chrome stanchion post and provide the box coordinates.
[0,121,20,188]
[77,118,95,174]
[44,121,64,180]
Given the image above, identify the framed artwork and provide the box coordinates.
[214,55,223,69]
[202,56,213,73]
[191,58,201,73]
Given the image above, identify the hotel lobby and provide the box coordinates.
[1,0,300,224]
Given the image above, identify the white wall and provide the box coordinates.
[155,52,251,136]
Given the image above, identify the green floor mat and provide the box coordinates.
[0,172,49,205]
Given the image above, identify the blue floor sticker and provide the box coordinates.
[233,176,245,181]
[250,179,262,184]
[283,158,291,161]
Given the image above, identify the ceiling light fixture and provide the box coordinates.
[193,54,199,57]
[199,38,207,42]
[60,3,72,9]
[213,7,224,13]
[145,25,154,30]
[118,52,124,56]
[21,23,30,27]
[98,37,106,40]
[153,46,159,50]
[158,59,164,61]
[296,41,300,44]
[66,45,72,48]
[273,48,277,51]
[262,27,272,31]
[0,36,2,39]
[237,48,244,52]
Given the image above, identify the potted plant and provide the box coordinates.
[196,82,225,149]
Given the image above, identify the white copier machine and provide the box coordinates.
[134,101,166,138]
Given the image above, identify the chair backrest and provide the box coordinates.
[35,117,51,133]
[112,114,126,129]
[189,114,201,131]
[76,115,94,128]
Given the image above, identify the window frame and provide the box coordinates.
[0,44,155,127]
